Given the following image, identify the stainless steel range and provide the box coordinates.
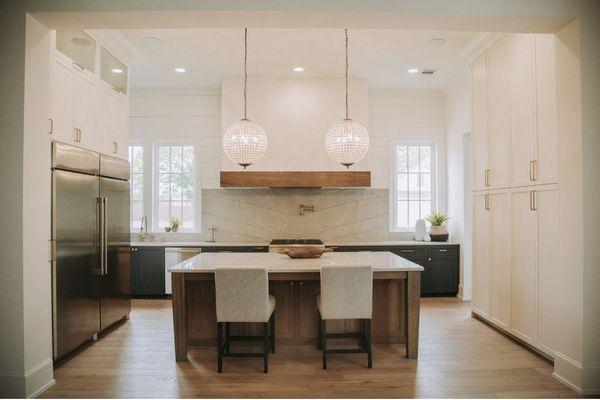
[269,239,324,252]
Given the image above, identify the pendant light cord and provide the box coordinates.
[345,28,349,121]
[243,27,248,120]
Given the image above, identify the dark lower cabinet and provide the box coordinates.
[131,246,165,296]
[332,244,459,297]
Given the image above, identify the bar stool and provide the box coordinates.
[214,266,276,373]
[317,265,373,369]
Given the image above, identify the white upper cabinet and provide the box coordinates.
[508,34,537,188]
[486,39,510,189]
[471,53,489,191]
[534,34,558,185]
[49,30,129,160]
[49,57,75,143]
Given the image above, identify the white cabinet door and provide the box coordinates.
[510,188,538,343]
[50,57,76,143]
[472,193,492,317]
[471,54,489,191]
[536,186,559,355]
[508,34,537,188]
[74,69,97,151]
[489,191,511,329]
[534,34,559,185]
[487,39,510,189]
[95,84,113,155]
[115,93,130,160]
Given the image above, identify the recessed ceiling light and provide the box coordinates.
[174,67,186,73]
[429,38,446,47]
[407,68,419,74]
[111,68,123,74]
[293,66,304,72]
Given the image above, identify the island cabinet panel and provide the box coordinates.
[371,280,404,342]
[186,280,217,341]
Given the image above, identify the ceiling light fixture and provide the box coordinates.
[222,28,268,170]
[293,66,304,72]
[325,28,369,169]
[407,68,419,74]
[174,67,186,73]
[111,68,123,74]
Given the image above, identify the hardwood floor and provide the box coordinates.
[42,298,577,398]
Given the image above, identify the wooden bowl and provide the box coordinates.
[278,247,333,259]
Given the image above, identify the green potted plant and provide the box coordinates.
[426,211,450,242]
[169,217,181,233]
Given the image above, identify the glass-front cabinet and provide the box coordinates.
[55,29,96,72]
[100,47,128,94]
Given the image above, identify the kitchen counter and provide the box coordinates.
[170,250,422,362]
[132,240,457,247]
[169,251,424,273]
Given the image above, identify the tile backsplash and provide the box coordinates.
[198,188,413,243]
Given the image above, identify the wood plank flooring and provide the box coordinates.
[41,298,577,398]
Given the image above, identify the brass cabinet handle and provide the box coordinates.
[72,62,84,71]
[438,249,448,252]
[484,194,491,211]
[400,249,414,253]
[484,169,491,186]
[112,141,118,154]
[78,128,82,142]
[530,190,538,211]
[112,87,120,94]
[73,128,80,142]
[48,118,53,134]
[530,160,537,181]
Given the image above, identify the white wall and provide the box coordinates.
[442,68,471,299]
[221,77,371,172]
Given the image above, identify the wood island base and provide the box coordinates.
[172,271,421,362]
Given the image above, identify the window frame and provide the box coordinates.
[391,140,437,232]
[152,141,198,233]
[128,142,145,233]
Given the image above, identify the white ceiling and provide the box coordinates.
[112,28,479,89]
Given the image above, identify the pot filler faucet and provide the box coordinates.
[299,204,317,216]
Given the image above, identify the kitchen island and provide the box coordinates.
[169,251,423,361]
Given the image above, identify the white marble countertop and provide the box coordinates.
[168,251,424,273]
[132,240,457,247]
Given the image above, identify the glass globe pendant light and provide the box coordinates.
[223,28,268,169]
[325,29,369,169]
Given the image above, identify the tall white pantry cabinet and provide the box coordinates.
[470,33,560,359]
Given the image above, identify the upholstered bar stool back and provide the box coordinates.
[214,266,275,323]
[319,265,373,320]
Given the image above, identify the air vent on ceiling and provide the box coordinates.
[421,69,436,75]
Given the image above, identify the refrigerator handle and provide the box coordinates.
[103,197,108,275]
[98,197,105,275]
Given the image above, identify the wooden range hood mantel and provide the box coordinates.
[220,171,371,188]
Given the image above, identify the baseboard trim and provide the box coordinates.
[458,284,471,301]
[553,352,600,395]
[0,358,54,398]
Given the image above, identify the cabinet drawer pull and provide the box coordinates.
[290,281,294,286]
[530,160,537,181]
[72,62,85,71]
[484,169,490,186]
[438,249,448,252]
[299,281,304,286]
[530,190,538,211]
[112,141,118,154]
[400,249,414,253]
[48,118,53,134]
[484,194,491,211]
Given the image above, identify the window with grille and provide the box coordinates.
[154,143,196,231]
[393,142,437,231]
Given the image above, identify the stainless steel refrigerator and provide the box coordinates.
[51,141,131,360]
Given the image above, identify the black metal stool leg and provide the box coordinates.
[322,319,327,369]
[366,319,372,369]
[217,322,223,373]
[270,313,276,354]
[263,322,269,373]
